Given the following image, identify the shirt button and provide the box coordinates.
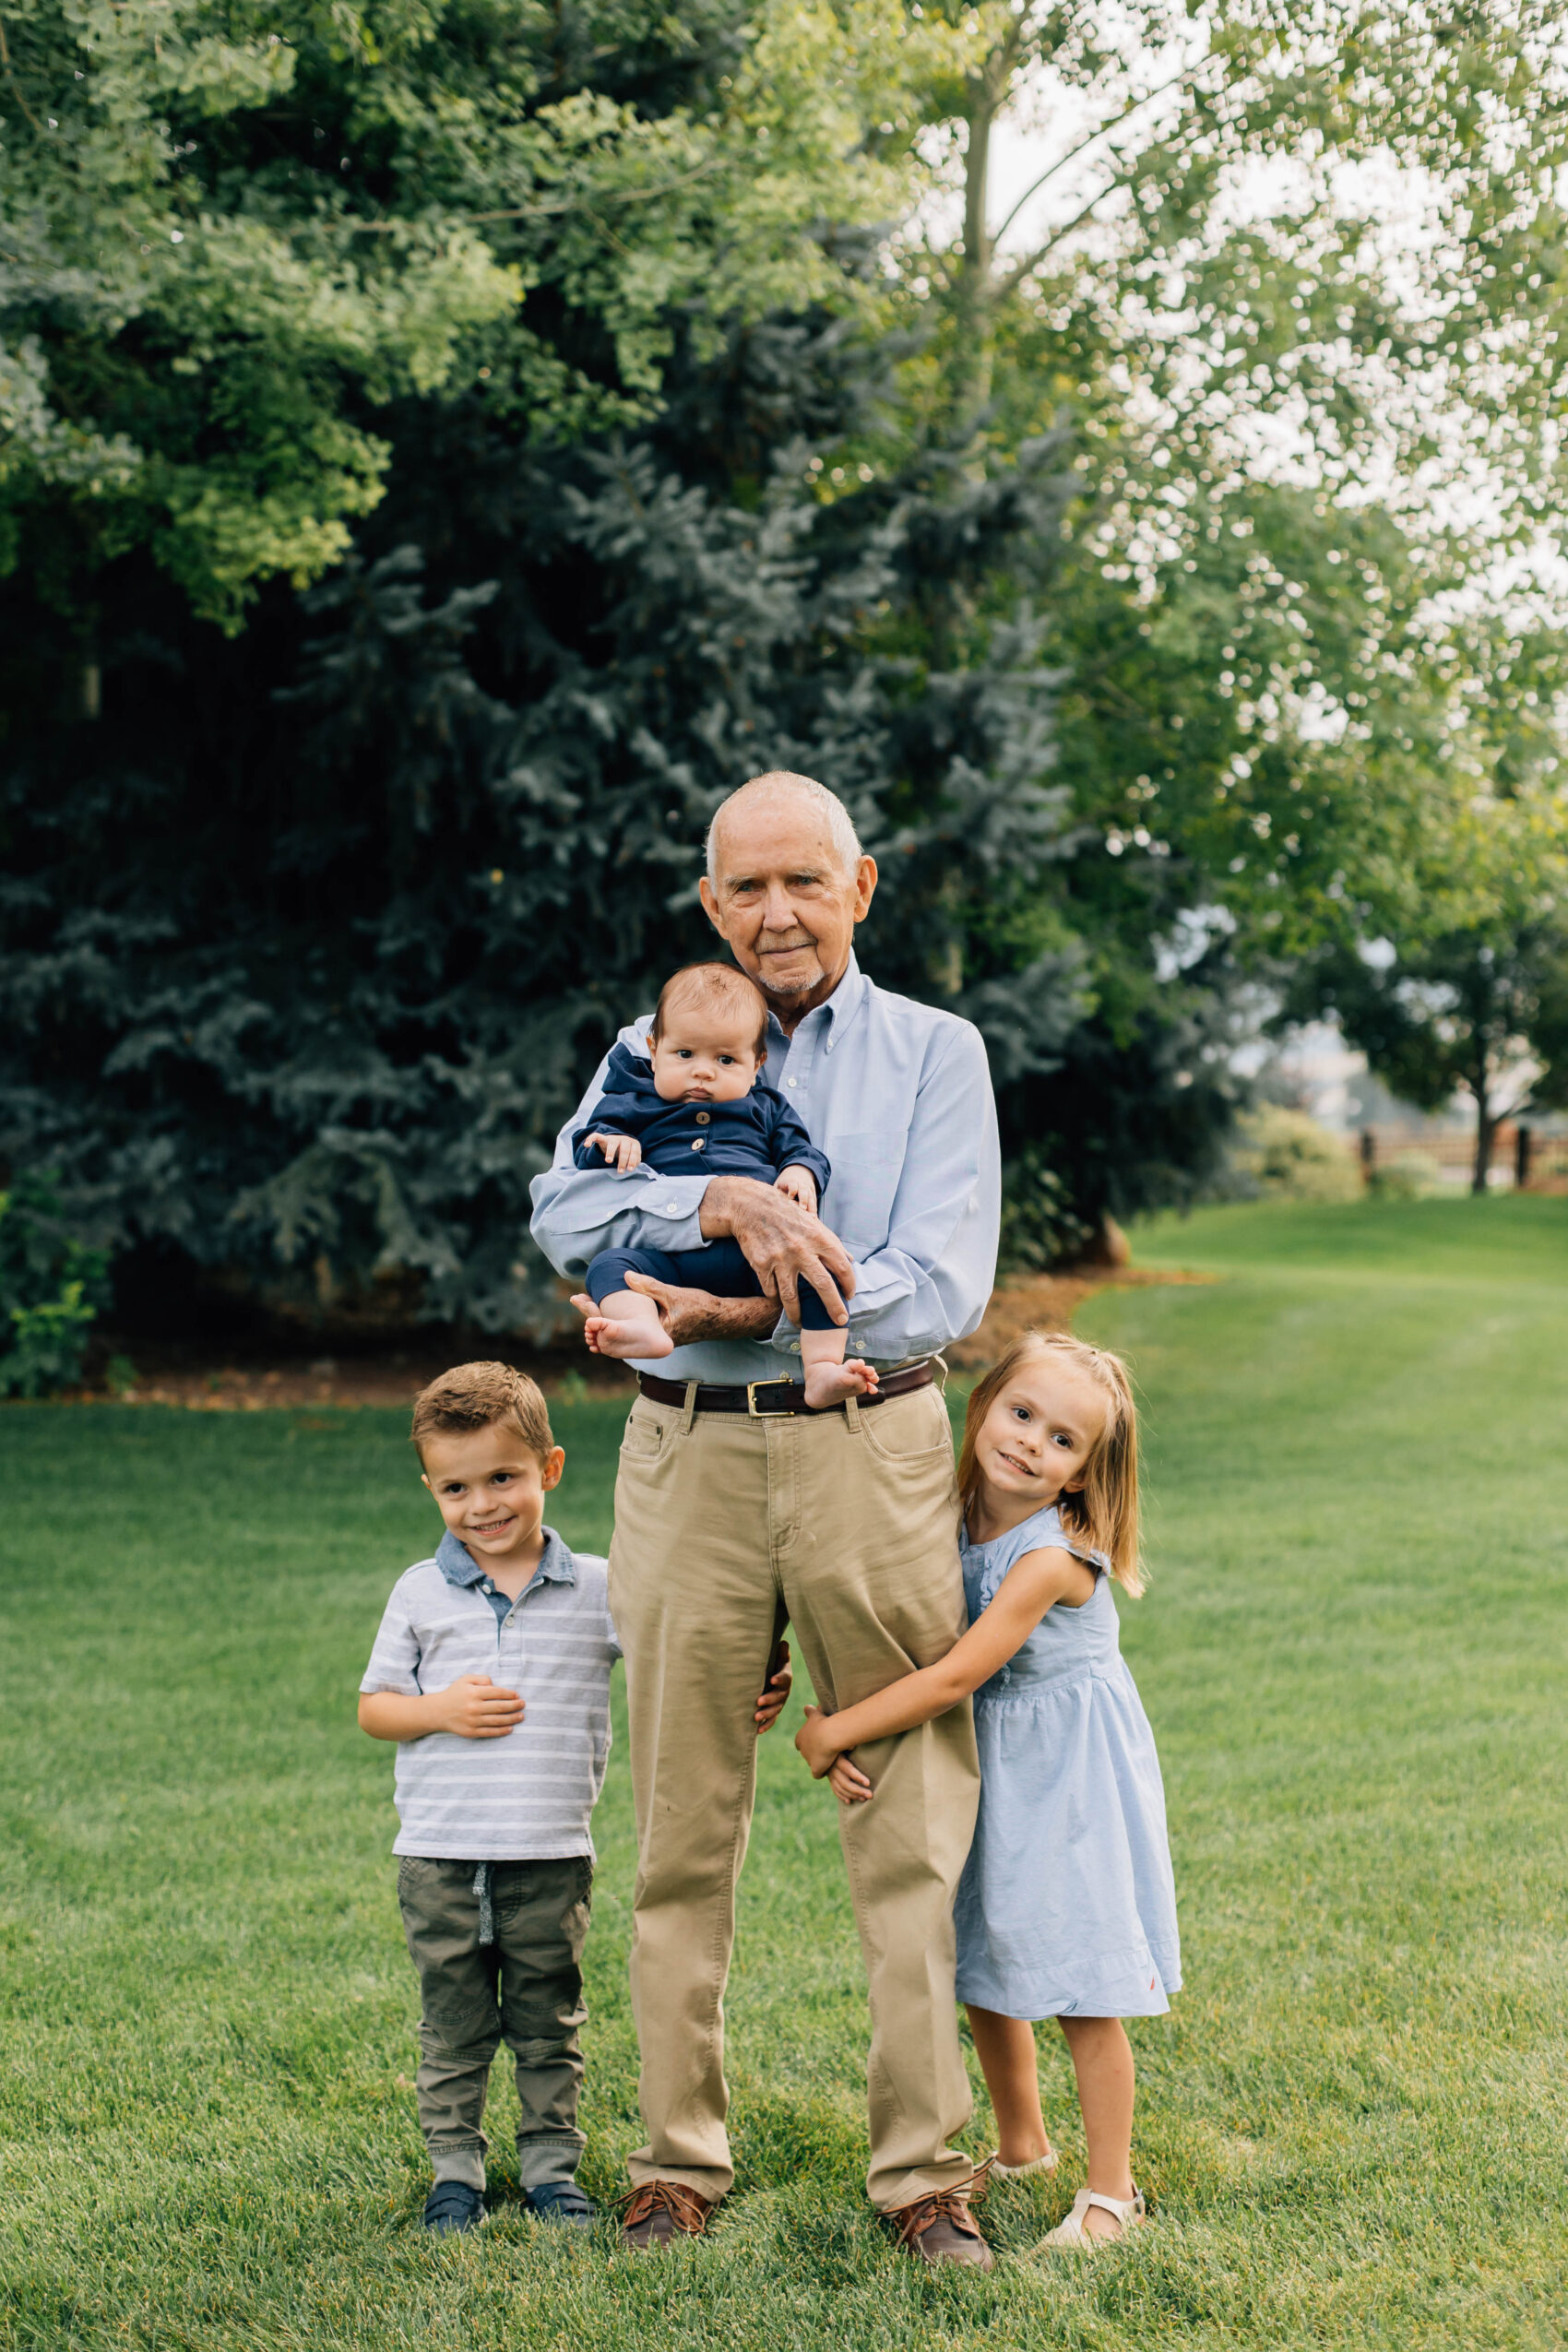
[695,1111,711,1124]
[787,1077,799,1088]
[662,1201,680,1214]
[691,1138,706,1151]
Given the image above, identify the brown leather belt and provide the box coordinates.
[636,1361,934,1417]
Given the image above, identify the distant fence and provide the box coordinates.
[1355,1123,1568,1193]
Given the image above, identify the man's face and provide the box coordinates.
[699,793,876,1012]
[421,1422,564,1570]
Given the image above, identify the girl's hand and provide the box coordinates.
[588,1132,642,1172]
[774,1165,818,1214]
[827,1752,873,1804]
[754,1639,792,1732]
[795,1702,844,1778]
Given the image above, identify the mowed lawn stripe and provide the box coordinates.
[0,1197,1563,2348]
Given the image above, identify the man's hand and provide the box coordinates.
[700,1175,853,1328]
[569,1275,778,1350]
[774,1165,818,1214]
[754,1639,792,1733]
[584,1131,642,1173]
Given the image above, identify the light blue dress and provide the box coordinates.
[953,1504,1182,2020]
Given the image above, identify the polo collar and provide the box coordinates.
[436,1526,576,1590]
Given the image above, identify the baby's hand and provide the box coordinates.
[754,1638,792,1734]
[587,1132,642,1172]
[827,1752,873,1804]
[775,1165,817,1213]
[794,1702,843,1779]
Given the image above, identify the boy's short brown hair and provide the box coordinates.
[649,961,768,1059]
[410,1361,554,1462]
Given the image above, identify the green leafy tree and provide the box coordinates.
[867,0,1568,1185]
[1286,790,1568,1193]
[0,0,922,624]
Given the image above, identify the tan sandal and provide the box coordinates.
[1036,2185,1146,2250]
[987,2144,1059,2181]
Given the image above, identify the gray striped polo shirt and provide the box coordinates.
[361,1526,620,1860]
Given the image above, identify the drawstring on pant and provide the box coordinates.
[472,1860,495,1946]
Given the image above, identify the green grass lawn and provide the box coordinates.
[1,1195,1565,2350]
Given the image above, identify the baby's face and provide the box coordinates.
[649,1005,763,1103]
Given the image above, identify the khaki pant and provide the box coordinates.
[608,1382,980,2211]
[397,1854,592,2192]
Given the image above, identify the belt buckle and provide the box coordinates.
[745,1377,797,1418]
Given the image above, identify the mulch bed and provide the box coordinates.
[39,1266,1213,1413]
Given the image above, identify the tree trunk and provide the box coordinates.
[1471,1069,1493,1195]
[953,80,996,416]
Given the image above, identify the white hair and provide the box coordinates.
[706,771,862,883]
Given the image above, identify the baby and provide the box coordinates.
[571,962,877,1408]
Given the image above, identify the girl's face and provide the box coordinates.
[972,1355,1110,1521]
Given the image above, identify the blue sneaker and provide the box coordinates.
[527,2180,597,2228]
[422,2180,486,2235]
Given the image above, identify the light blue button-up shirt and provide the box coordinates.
[529,954,1001,1384]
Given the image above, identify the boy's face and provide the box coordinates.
[420,1421,564,1570]
[649,1003,762,1103]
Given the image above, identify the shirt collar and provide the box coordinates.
[765,950,870,1051]
[436,1526,576,1590]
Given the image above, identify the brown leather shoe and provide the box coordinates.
[617,2180,717,2251]
[885,2190,995,2270]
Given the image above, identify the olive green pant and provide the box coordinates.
[397,1854,592,2192]
[609,1382,980,2211]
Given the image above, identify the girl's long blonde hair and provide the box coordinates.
[956,1330,1144,1594]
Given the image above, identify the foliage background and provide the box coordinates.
[5,0,1568,1330]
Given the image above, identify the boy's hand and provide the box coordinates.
[754,1639,792,1732]
[827,1752,873,1804]
[587,1132,642,1173]
[774,1166,817,1214]
[434,1673,525,1739]
[794,1702,845,1779]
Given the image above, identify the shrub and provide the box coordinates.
[1229,1106,1362,1203]
[0,1173,111,1398]
[997,1146,1094,1272]
[1368,1149,1445,1201]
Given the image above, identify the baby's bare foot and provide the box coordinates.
[585,1310,672,1360]
[802,1358,879,1409]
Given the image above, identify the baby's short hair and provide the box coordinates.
[649,961,768,1058]
[410,1361,554,1463]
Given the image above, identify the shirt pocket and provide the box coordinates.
[830,1132,905,1252]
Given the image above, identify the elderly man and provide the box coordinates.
[529,771,1000,2264]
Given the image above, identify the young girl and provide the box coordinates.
[795,1332,1180,2251]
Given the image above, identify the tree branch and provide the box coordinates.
[990,57,1210,250]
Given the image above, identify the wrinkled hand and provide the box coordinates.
[434,1673,525,1740]
[569,1273,778,1351]
[586,1132,642,1172]
[827,1752,873,1804]
[754,1639,792,1733]
[773,1165,818,1214]
[702,1176,853,1328]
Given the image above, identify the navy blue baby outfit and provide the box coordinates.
[573,1043,842,1329]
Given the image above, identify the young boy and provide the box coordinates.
[572,960,878,1408]
[360,1360,791,2233]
